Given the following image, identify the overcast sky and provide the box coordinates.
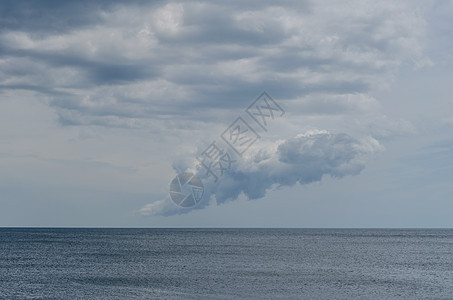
[1,0,453,227]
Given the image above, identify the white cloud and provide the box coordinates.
[141,130,383,216]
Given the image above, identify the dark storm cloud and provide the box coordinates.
[0,0,111,33]
[0,1,427,127]
[0,0,170,34]
[0,46,159,86]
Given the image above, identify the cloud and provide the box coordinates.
[0,0,429,128]
[0,1,432,220]
[0,0,111,33]
[139,198,169,216]
[140,130,383,216]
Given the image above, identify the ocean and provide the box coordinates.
[0,228,452,299]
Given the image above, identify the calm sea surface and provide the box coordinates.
[0,228,452,299]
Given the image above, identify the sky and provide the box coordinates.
[1,0,453,227]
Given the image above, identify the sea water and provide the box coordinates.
[1,228,452,299]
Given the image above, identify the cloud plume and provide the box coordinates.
[140,130,383,216]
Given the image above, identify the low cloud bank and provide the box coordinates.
[140,130,383,216]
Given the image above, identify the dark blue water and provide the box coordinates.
[1,228,453,299]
